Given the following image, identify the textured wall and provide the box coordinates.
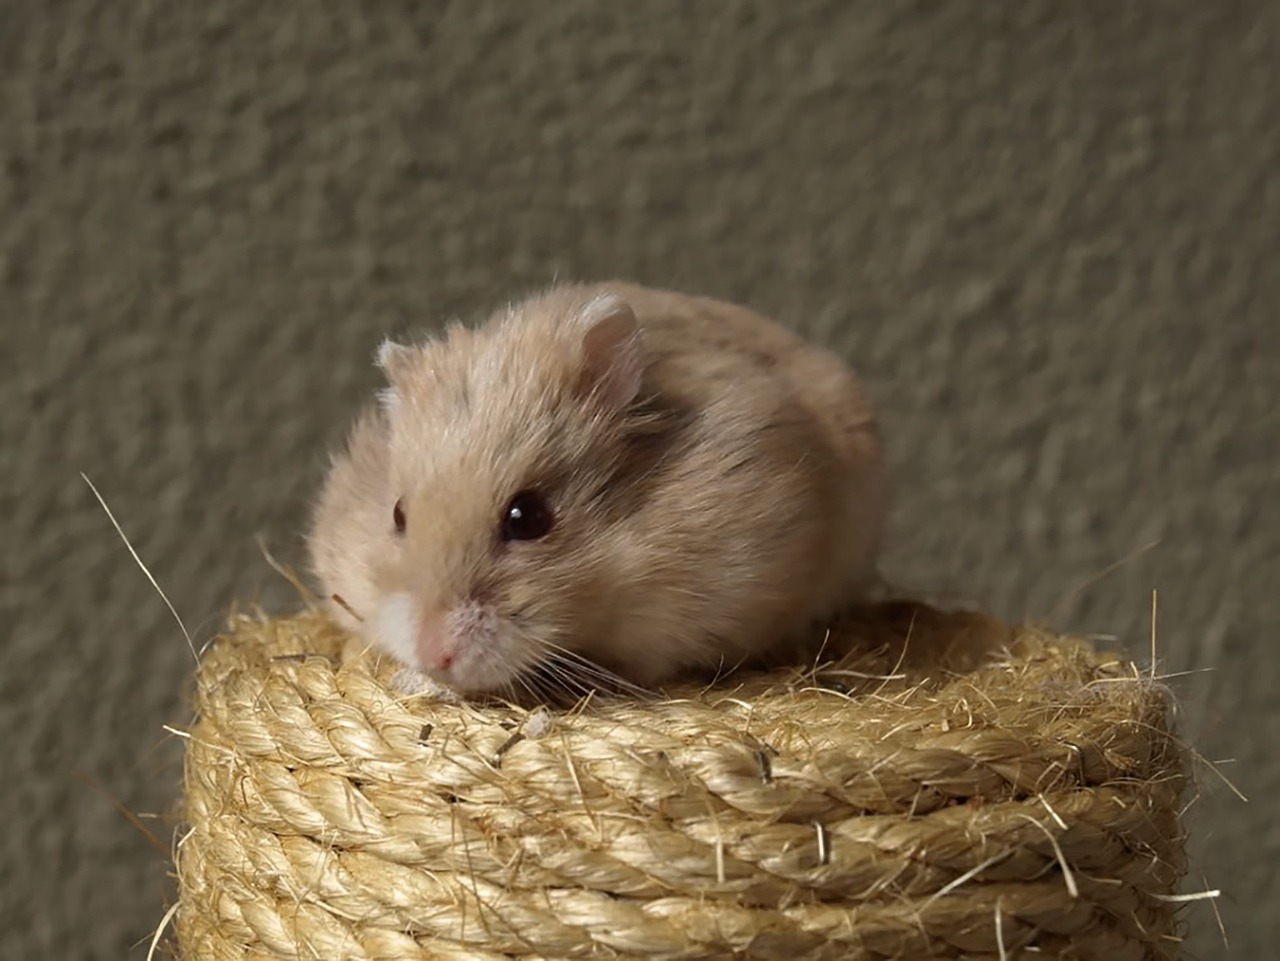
[3,3,1276,958]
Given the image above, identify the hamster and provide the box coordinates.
[307,282,886,699]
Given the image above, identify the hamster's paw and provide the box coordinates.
[391,667,462,703]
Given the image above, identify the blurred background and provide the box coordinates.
[3,2,1276,958]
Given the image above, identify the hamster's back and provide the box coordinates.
[599,281,883,516]
[570,281,887,664]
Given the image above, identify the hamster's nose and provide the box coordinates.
[416,613,456,672]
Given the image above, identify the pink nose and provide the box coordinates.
[416,615,456,672]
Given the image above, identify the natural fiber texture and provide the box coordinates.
[175,602,1188,960]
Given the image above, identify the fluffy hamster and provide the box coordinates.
[308,282,886,699]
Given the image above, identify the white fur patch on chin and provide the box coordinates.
[374,592,419,667]
[445,604,534,694]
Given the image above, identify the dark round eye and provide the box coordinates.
[500,490,554,542]
[393,498,406,535]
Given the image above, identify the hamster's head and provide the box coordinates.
[316,288,667,698]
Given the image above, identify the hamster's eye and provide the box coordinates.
[501,490,554,542]
[393,499,406,535]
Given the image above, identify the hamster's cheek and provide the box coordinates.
[372,591,420,667]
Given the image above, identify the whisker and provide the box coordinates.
[501,618,655,706]
[499,680,518,707]
[525,676,553,707]
[534,642,654,699]
[542,656,628,701]
[538,660,594,700]
[533,655,609,707]
[523,665,574,707]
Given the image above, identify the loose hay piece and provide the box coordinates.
[174,602,1189,960]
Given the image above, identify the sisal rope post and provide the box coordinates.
[174,602,1188,960]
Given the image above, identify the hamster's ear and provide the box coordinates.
[375,339,414,416]
[376,387,400,416]
[576,294,642,410]
[375,338,414,380]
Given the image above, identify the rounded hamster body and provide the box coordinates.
[308,282,886,698]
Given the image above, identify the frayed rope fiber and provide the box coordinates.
[175,601,1188,960]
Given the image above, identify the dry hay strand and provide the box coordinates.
[174,601,1189,960]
